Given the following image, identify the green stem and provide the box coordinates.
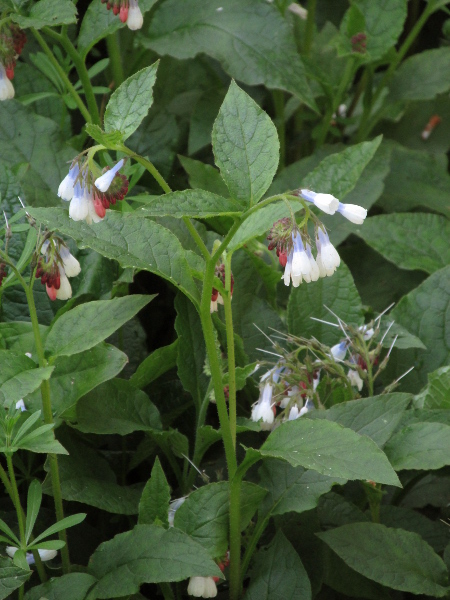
[303,0,317,56]
[31,29,92,124]
[272,90,285,171]
[223,253,236,448]
[6,455,26,546]
[159,582,175,600]
[106,31,125,87]
[182,218,210,261]
[0,461,14,500]
[43,27,101,126]
[228,477,242,600]
[121,151,172,194]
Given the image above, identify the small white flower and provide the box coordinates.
[291,232,311,280]
[59,246,81,278]
[6,546,57,564]
[15,399,26,412]
[55,267,72,301]
[330,341,347,362]
[251,383,274,430]
[127,0,144,30]
[210,299,218,313]
[168,496,186,527]
[348,369,363,391]
[187,576,218,598]
[0,63,15,101]
[288,405,299,420]
[300,189,339,215]
[360,325,374,340]
[317,228,340,272]
[69,182,89,222]
[298,398,315,417]
[94,159,125,193]
[305,244,320,281]
[337,202,367,225]
[58,163,79,201]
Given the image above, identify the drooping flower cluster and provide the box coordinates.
[0,23,26,100]
[58,158,128,223]
[36,239,81,301]
[330,325,375,392]
[187,553,229,598]
[298,189,367,224]
[101,0,144,30]
[210,262,234,313]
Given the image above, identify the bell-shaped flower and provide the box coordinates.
[300,189,339,215]
[127,0,144,29]
[15,399,26,412]
[317,228,340,272]
[56,266,72,301]
[299,398,315,417]
[288,405,299,420]
[305,243,320,281]
[59,246,81,278]
[168,496,186,527]
[187,576,217,598]
[348,369,363,391]
[337,202,367,225]
[94,159,125,193]
[69,182,89,222]
[291,232,311,280]
[330,341,347,361]
[58,163,80,201]
[282,251,302,287]
[0,63,15,101]
[6,546,57,564]
[251,383,274,430]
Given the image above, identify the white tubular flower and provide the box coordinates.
[127,0,144,30]
[58,163,79,201]
[69,182,89,222]
[0,63,15,101]
[330,341,347,362]
[288,405,299,420]
[168,496,186,527]
[94,159,125,193]
[348,369,363,391]
[59,246,81,278]
[6,546,57,564]
[300,189,339,215]
[299,398,315,417]
[187,576,218,598]
[15,399,26,412]
[305,244,320,281]
[86,189,103,225]
[283,252,293,286]
[55,267,72,301]
[251,383,274,430]
[317,228,340,272]
[210,299,218,313]
[291,232,311,280]
[360,325,374,340]
[337,202,367,225]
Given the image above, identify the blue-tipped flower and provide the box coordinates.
[330,341,347,361]
[251,383,275,430]
[300,189,339,215]
[337,202,367,224]
[58,163,80,201]
[94,159,125,193]
[316,228,340,273]
[69,182,89,222]
[299,398,315,417]
[291,232,312,281]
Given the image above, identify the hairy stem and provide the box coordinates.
[106,31,125,87]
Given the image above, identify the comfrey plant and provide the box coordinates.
[0,2,449,600]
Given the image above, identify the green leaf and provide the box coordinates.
[32,513,85,545]
[391,266,450,381]
[138,457,170,527]
[356,213,450,274]
[189,88,226,155]
[45,295,153,358]
[27,208,200,304]
[88,525,222,597]
[144,0,316,107]
[11,0,77,29]
[25,480,42,544]
[258,459,344,518]
[178,155,230,197]
[246,531,311,600]
[104,62,159,140]
[3,412,67,455]
[76,379,162,435]
[24,572,97,600]
[389,48,450,101]
[384,422,450,471]
[27,343,128,418]
[212,81,279,205]
[27,540,66,551]
[130,340,179,389]
[136,189,242,218]
[0,350,53,403]
[317,523,449,596]
[0,558,31,600]
[84,124,123,148]
[0,322,47,355]
[287,261,363,347]
[318,492,370,528]
[0,518,20,546]
[311,393,411,448]
[415,366,450,409]
[257,419,400,486]
[174,294,208,408]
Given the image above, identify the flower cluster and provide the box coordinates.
[298,189,367,224]
[330,325,375,392]
[0,24,26,101]
[187,554,229,598]
[210,262,234,313]
[351,32,368,54]
[6,546,57,564]
[36,239,81,301]
[58,158,128,223]
[101,0,144,30]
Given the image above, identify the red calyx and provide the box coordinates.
[94,196,107,218]
[119,6,129,22]
[211,288,219,302]
[278,251,287,267]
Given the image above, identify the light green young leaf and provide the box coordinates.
[23,572,97,600]
[136,189,242,218]
[0,350,53,403]
[11,0,77,29]
[130,340,179,389]
[27,208,200,304]
[246,531,312,600]
[104,62,159,140]
[25,480,42,544]
[27,540,66,551]
[84,124,123,148]
[45,295,153,358]
[32,513,86,546]
[76,379,162,435]
[317,523,449,596]
[138,457,170,527]
[13,423,68,456]
[384,422,450,471]
[414,366,450,409]
[212,81,279,205]
[389,48,450,101]
[88,525,222,597]
[356,213,450,274]
[0,519,20,546]
[144,0,316,107]
[0,558,31,600]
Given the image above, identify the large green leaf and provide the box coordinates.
[391,266,450,380]
[179,156,230,197]
[88,525,222,598]
[24,573,97,600]
[104,62,159,140]
[130,340,179,389]
[246,531,312,600]
[414,366,450,409]
[384,422,450,471]
[0,323,48,355]
[136,189,242,218]
[258,459,344,518]
[27,208,200,304]
[318,523,449,596]
[45,295,153,358]
[311,393,412,448]
[389,48,450,101]
[0,558,31,600]
[11,0,77,29]
[256,419,400,486]
[287,261,363,347]
[357,213,450,274]
[212,81,279,205]
[138,457,170,527]
[0,350,53,403]
[143,0,315,107]
[76,379,162,435]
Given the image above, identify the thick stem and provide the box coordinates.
[228,477,242,600]
[241,514,271,583]
[223,254,236,448]
[6,455,26,546]
[31,29,92,124]
[272,90,285,171]
[303,0,317,56]
[121,151,172,194]
[106,31,125,87]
